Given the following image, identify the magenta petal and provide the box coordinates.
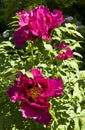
[66,49,73,58]
[14,5,64,43]
[14,26,28,47]
[7,86,17,102]
[52,9,64,27]
[59,43,68,49]
[14,26,37,47]
[7,72,30,102]
[16,10,28,17]
[30,68,43,78]
[41,35,52,40]
[47,78,64,97]
[35,110,51,125]
[25,98,50,109]
[20,102,51,125]
[7,86,23,102]
[19,14,29,27]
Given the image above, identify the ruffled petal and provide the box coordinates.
[30,68,43,78]
[52,9,64,27]
[19,13,29,27]
[7,72,32,102]
[20,102,51,125]
[46,78,64,97]
[14,26,37,47]
[14,26,29,47]
[7,86,24,102]
[66,48,73,59]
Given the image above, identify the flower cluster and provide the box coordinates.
[14,5,64,47]
[7,68,63,125]
[56,43,73,60]
[7,5,65,125]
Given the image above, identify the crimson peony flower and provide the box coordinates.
[14,5,64,47]
[7,68,64,125]
[16,10,28,17]
[56,43,73,60]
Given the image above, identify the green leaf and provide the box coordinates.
[50,109,58,125]
[54,28,62,38]
[0,41,14,48]
[69,110,85,130]
[52,36,61,41]
[70,30,83,38]
[73,52,83,58]
[21,69,33,78]
[74,118,80,130]
[79,71,85,78]
[73,82,83,101]
[44,42,53,52]
[65,23,76,29]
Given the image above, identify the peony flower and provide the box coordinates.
[52,9,64,27]
[56,43,73,60]
[7,68,64,125]
[56,43,68,49]
[14,26,37,47]
[16,10,28,17]
[14,5,64,47]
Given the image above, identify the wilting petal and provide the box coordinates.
[20,102,51,125]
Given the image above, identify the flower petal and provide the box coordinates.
[52,9,64,27]
[19,13,29,27]
[14,26,29,47]
[7,86,23,102]
[14,26,37,47]
[66,48,73,59]
[46,78,64,97]
[14,5,64,46]
[7,72,31,102]
[30,68,43,78]
[20,102,51,125]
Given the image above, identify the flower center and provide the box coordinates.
[29,87,41,100]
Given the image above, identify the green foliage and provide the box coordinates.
[0,18,85,130]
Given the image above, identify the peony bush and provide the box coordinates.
[0,5,85,130]
[7,5,64,125]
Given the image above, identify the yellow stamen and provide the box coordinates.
[29,87,41,100]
